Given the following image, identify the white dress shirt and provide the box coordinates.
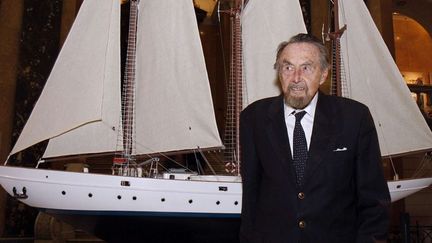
[283,93,318,157]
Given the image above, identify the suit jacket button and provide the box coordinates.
[298,192,305,200]
[298,220,306,228]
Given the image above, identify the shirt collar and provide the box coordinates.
[284,92,318,118]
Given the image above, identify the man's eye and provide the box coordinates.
[284,65,294,71]
[302,65,313,73]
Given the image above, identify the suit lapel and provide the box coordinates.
[265,96,298,187]
[303,93,338,186]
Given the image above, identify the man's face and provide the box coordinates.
[277,42,328,109]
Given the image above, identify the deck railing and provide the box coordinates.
[389,213,432,243]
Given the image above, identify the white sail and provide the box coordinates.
[338,0,432,157]
[10,0,121,157]
[241,0,307,108]
[134,0,222,155]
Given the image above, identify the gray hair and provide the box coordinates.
[274,33,329,71]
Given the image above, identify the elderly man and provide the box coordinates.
[239,33,390,243]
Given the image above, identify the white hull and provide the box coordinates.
[387,177,432,202]
[0,166,431,213]
[0,166,242,215]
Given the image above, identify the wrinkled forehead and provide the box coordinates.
[279,43,321,64]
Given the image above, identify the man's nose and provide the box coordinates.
[293,69,302,83]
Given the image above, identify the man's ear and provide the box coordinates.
[319,68,329,85]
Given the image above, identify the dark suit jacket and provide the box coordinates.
[239,92,391,243]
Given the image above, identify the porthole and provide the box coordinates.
[234,201,238,205]
[132,196,137,200]
[188,199,193,204]
[216,201,220,205]
[88,193,93,198]
[117,195,122,200]
[161,198,165,202]
[61,191,66,195]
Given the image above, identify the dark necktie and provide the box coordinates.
[293,111,307,186]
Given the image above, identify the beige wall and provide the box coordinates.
[393,0,432,37]
[393,14,432,84]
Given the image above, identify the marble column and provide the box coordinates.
[0,0,24,236]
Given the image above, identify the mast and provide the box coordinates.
[328,0,346,96]
[220,0,306,174]
[114,0,139,168]
[221,0,244,175]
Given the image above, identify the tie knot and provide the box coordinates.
[294,111,307,121]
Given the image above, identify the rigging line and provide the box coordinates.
[239,5,248,108]
[337,0,349,98]
[224,10,237,162]
[199,150,217,175]
[132,141,198,172]
[217,1,230,94]
[192,151,205,175]
[412,153,432,178]
[156,163,170,173]
[338,43,349,97]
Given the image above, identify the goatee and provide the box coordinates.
[285,95,307,109]
[284,83,310,109]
